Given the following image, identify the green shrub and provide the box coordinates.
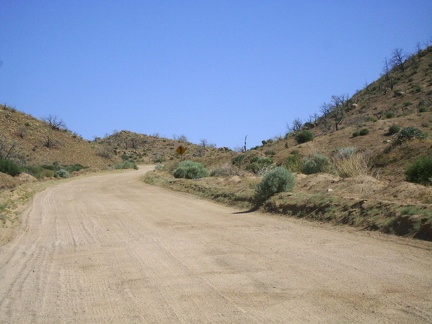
[0,159,21,176]
[284,151,302,172]
[256,167,295,200]
[65,164,87,173]
[295,130,314,144]
[397,127,428,143]
[405,156,432,185]
[264,150,276,156]
[301,154,332,174]
[231,154,246,167]
[114,161,138,170]
[41,164,57,171]
[23,166,55,179]
[173,160,208,179]
[353,130,360,137]
[55,169,70,178]
[388,124,400,135]
[246,156,274,174]
[359,128,369,136]
[386,111,394,119]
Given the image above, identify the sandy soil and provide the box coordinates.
[1,166,431,323]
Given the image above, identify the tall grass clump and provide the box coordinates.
[173,160,209,179]
[284,151,302,172]
[405,156,432,185]
[332,149,370,178]
[301,154,332,174]
[256,167,295,201]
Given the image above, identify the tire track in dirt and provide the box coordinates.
[1,166,432,323]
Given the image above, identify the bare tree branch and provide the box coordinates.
[42,115,67,131]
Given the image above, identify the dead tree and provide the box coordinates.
[390,48,406,72]
[43,115,67,131]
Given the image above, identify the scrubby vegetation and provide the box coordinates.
[333,151,370,178]
[0,159,21,177]
[388,124,400,135]
[397,127,428,143]
[295,130,314,144]
[55,169,70,178]
[173,160,209,179]
[301,154,332,174]
[284,151,302,172]
[256,167,295,201]
[246,156,274,175]
[405,156,432,185]
[114,161,138,170]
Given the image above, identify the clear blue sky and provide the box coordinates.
[1,1,431,149]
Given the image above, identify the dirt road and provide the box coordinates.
[1,166,431,323]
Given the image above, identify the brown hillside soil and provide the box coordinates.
[0,105,117,168]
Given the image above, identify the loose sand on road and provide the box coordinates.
[1,166,431,323]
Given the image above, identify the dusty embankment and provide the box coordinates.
[1,166,432,323]
[143,171,432,240]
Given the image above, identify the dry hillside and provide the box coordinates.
[95,130,232,166]
[252,46,432,181]
[0,106,117,169]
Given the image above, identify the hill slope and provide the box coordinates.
[0,106,117,169]
[256,46,432,181]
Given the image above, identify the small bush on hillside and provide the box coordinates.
[264,150,276,156]
[246,156,274,175]
[335,147,357,159]
[284,151,302,172]
[55,169,70,178]
[231,154,246,168]
[397,127,428,143]
[114,161,138,170]
[23,166,55,179]
[295,130,314,144]
[301,154,332,174]
[388,124,400,135]
[386,111,394,118]
[0,159,21,177]
[405,156,432,185]
[256,167,295,201]
[359,128,369,136]
[64,164,87,173]
[353,128,369,137]
[173,160,208,179]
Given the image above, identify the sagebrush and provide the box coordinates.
[173,160,209,179]
[405,156,432,185]
[256,167,295,200]
[301,154,332,174]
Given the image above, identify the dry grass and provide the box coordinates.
[332,152,371,178]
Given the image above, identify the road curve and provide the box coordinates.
[1,166,431,323]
